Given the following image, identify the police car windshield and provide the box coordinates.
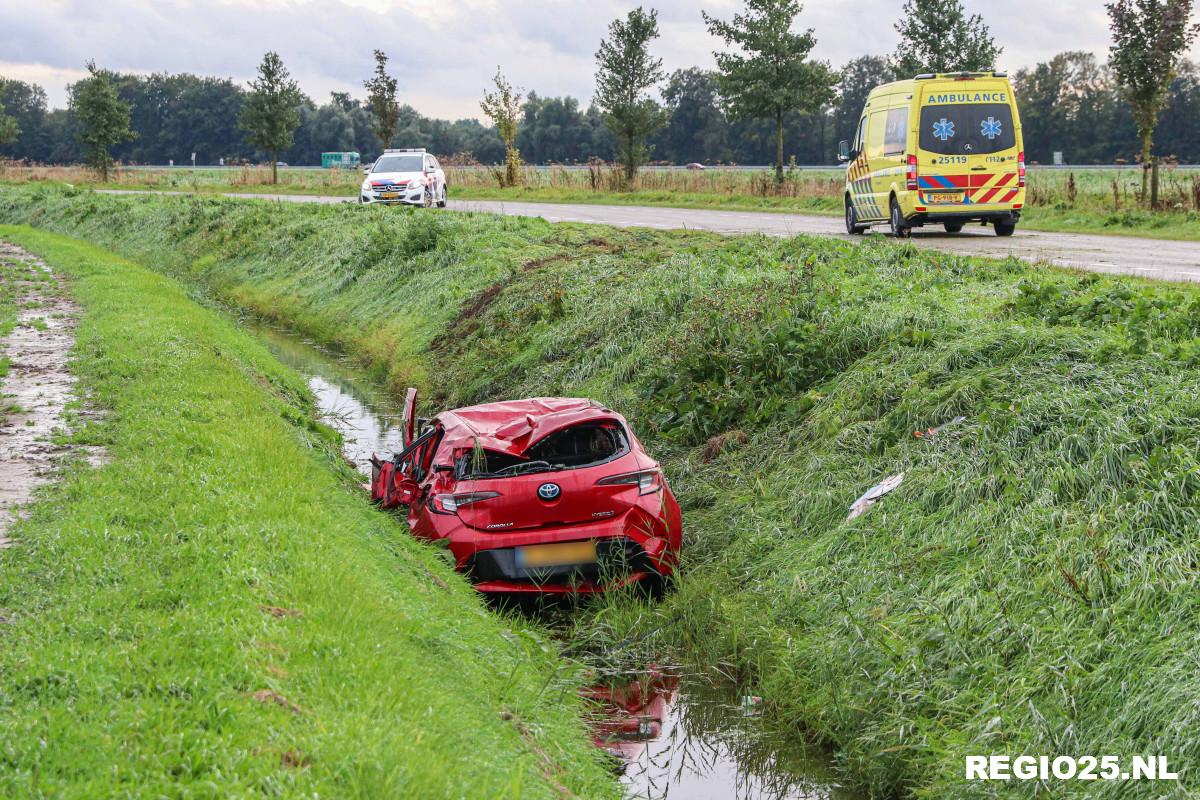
[372,155,424,173]
[919,103,1015,155]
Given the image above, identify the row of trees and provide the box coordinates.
[0,0,1196,184]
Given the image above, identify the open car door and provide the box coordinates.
[402,387,418,447]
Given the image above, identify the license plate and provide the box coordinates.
[516,541,597,568]
[379,192,399,199]
[925,192,963,205]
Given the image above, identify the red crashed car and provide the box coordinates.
[370,391,682,594]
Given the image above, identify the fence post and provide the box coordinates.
[1150,158,1159,210]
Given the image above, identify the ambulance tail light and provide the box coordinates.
[906,154,918,191]
[1018,152,1026,188]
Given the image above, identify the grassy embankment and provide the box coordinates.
[0,223,622,798]
[4,187,1200,798]
[3,162,1199,240]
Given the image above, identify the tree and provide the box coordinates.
[1106,0,1199,199]
[891,0,1001,77]
[69,62,134,182]
[654,68,731,164]
[832,56,893,144]
[704,0,837,181]
[0,88,19,147]
[239,52,303,183]
[479,67,524,186]
[363,50,399,151]
[594,7,668,183]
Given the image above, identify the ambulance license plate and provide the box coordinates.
[516,541,597,568]
[925,192,963,205]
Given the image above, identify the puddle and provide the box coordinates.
[249,321,848,800]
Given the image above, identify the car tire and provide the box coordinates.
[994,219,1017,237]
[845,198,866,235]
[437,185,448,208]
[943,221,964,233]
[889,198,911,238]
[422,188,433,209]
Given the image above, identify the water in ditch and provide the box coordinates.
[250,321,848,800]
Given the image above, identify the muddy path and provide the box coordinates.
[0,241,92,544]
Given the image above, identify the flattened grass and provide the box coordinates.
[0,225,621,799]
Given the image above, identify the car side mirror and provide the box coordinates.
[394,478,420,506]
[837,140,851,162]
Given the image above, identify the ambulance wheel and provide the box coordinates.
[994,219,1017,237]
[943,221,964,233]
[889,198,911,238]
[844,198,866,235]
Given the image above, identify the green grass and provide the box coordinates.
[0,223,621,799]
[4,163,1199,240]
[4,187,1200,797]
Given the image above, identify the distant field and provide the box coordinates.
[3,162,1199,240]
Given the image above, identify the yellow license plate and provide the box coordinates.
[925,192,963,205]
[516,541,597,568]
[379,192,399,199]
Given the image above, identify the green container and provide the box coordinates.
[321,152,361,169]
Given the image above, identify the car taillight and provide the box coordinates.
[1017,151,1026,188]
[596,468,662,495]
[906,154,918,191]
[431,491,500,514]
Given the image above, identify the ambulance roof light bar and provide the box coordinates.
[914,71,1007,80]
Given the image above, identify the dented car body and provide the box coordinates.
[370,392,682,594]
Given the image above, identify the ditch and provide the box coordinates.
[248,320,851,800]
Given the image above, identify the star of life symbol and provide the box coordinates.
[932,118,955,141]
[980,116,1003,140]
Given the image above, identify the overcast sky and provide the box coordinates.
[2,0,1195,119]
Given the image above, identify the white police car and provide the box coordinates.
[359,148,447,207]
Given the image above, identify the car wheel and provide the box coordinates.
[845,198,865,235]
[994,219,1017,237]
[422,188,433,209]
[889,198,911,238]
[437,185,448,208]
[943,221,964,233]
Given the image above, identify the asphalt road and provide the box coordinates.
[104,190,1200,283]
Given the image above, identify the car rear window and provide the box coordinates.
[458,423,630,478]
[919,103,1015,155]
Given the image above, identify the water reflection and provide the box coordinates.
[586,669,840,800]
[249,322,406,476]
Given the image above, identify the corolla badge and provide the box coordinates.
[537,482,561,500]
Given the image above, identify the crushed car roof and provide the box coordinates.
[436,398,622,455]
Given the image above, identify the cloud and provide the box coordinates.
[1,0,1195,116]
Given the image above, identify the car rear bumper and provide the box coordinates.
[447,512,678,594]
[908,209,1020,225]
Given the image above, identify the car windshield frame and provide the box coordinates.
[372,155,424,173]
[918,103,1015,156]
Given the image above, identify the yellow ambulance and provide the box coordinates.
[838,71,1025,237]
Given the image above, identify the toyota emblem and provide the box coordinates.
[537,483,561,500]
